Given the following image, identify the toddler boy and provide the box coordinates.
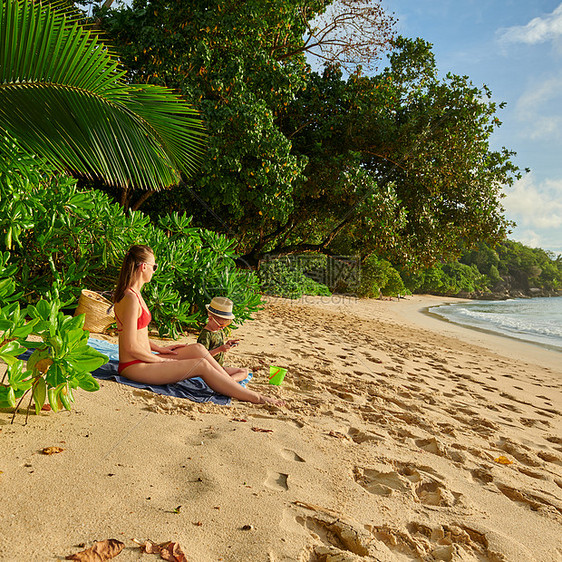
[197,297,248,382]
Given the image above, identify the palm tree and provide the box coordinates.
[0,0,205,190]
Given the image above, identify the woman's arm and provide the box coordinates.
[115,293,165,363]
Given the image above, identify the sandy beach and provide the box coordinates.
[1,295,561,561]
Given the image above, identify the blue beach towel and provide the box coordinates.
[20,338,252,406]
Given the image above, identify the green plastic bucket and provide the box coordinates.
[268,365,287,385]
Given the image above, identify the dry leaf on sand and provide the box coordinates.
[251,427,273,433]
[160,542,187,562]
[41,446,64,455]
[65,539,124,561]
[139,540,187,562]
[494,455,514,465]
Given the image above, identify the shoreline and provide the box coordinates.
[2,295,561,560]
[390,294,562,372]
[285,293,562,371]
[423,301,562,357]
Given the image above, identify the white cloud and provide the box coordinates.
[513,228,544,249]
[511,227,562,254]
[504,173,562,230]
[498,4,562,44]
[514,75,562,139]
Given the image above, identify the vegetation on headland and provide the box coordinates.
[402,240,562,298]
[258,241,562,300]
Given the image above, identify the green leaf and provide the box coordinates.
[76,373,100,392]
[11,321,36,339]
[26,349,50,373]
[61,314,85,332]
[0,386,14,407]
[48,387,59,413]
[45,363,66,388]
[63,328,86,347]
[33,377,47,415]
[33,299,51,321]
[7,386,16,408]
[65,346,108,372]
[59,384,72,411]
[6,360,29,385]
[0,0,205,189]
[48,335,64,355]
[0,277,15,298]
[0,340,26,365]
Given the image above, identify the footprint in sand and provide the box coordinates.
[353,463,462,508]
[382,522,510,561]
[281,448,305,462]
[471,468,494,484]
[495,437,542,467]
[296,513,371,558]
[517,466,547,480]
[347,427,384,444]
[537,451,562,465]
[499,402,522,413]
[353,467,411,496]
[265,471,289,491]
[496,483,562,519]
[415,437,447,457]
[415,481,458,507]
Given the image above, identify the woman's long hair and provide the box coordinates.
[113,245,154,304]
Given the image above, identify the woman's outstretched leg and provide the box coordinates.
[175,344,248,382]
[223,366,248,382]
[121,349,283,406]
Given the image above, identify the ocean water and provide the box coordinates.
[428,297,562,352]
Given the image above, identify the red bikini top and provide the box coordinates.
[115,288,152,331]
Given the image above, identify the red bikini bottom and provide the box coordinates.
[118,359,145,374]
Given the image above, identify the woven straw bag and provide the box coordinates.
[74,289,115,333]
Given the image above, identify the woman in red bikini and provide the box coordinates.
[113,245,283,406]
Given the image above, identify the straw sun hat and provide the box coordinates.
[205,296,235,319]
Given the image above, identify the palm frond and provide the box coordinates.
[0,0,206,189]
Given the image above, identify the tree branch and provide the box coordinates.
[131,190,156,211]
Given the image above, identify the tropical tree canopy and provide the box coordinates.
[0,0,205,189]
[272,38,521,268]
[95,0,395,221]
[98,2,521,269]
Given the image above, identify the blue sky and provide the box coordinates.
[381,0,562,255]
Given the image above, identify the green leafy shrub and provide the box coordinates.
[357,256,407,297]
[0,150,262,337]
[257,257,331,299]
[0,253,107,421]
[402,262,487,295]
